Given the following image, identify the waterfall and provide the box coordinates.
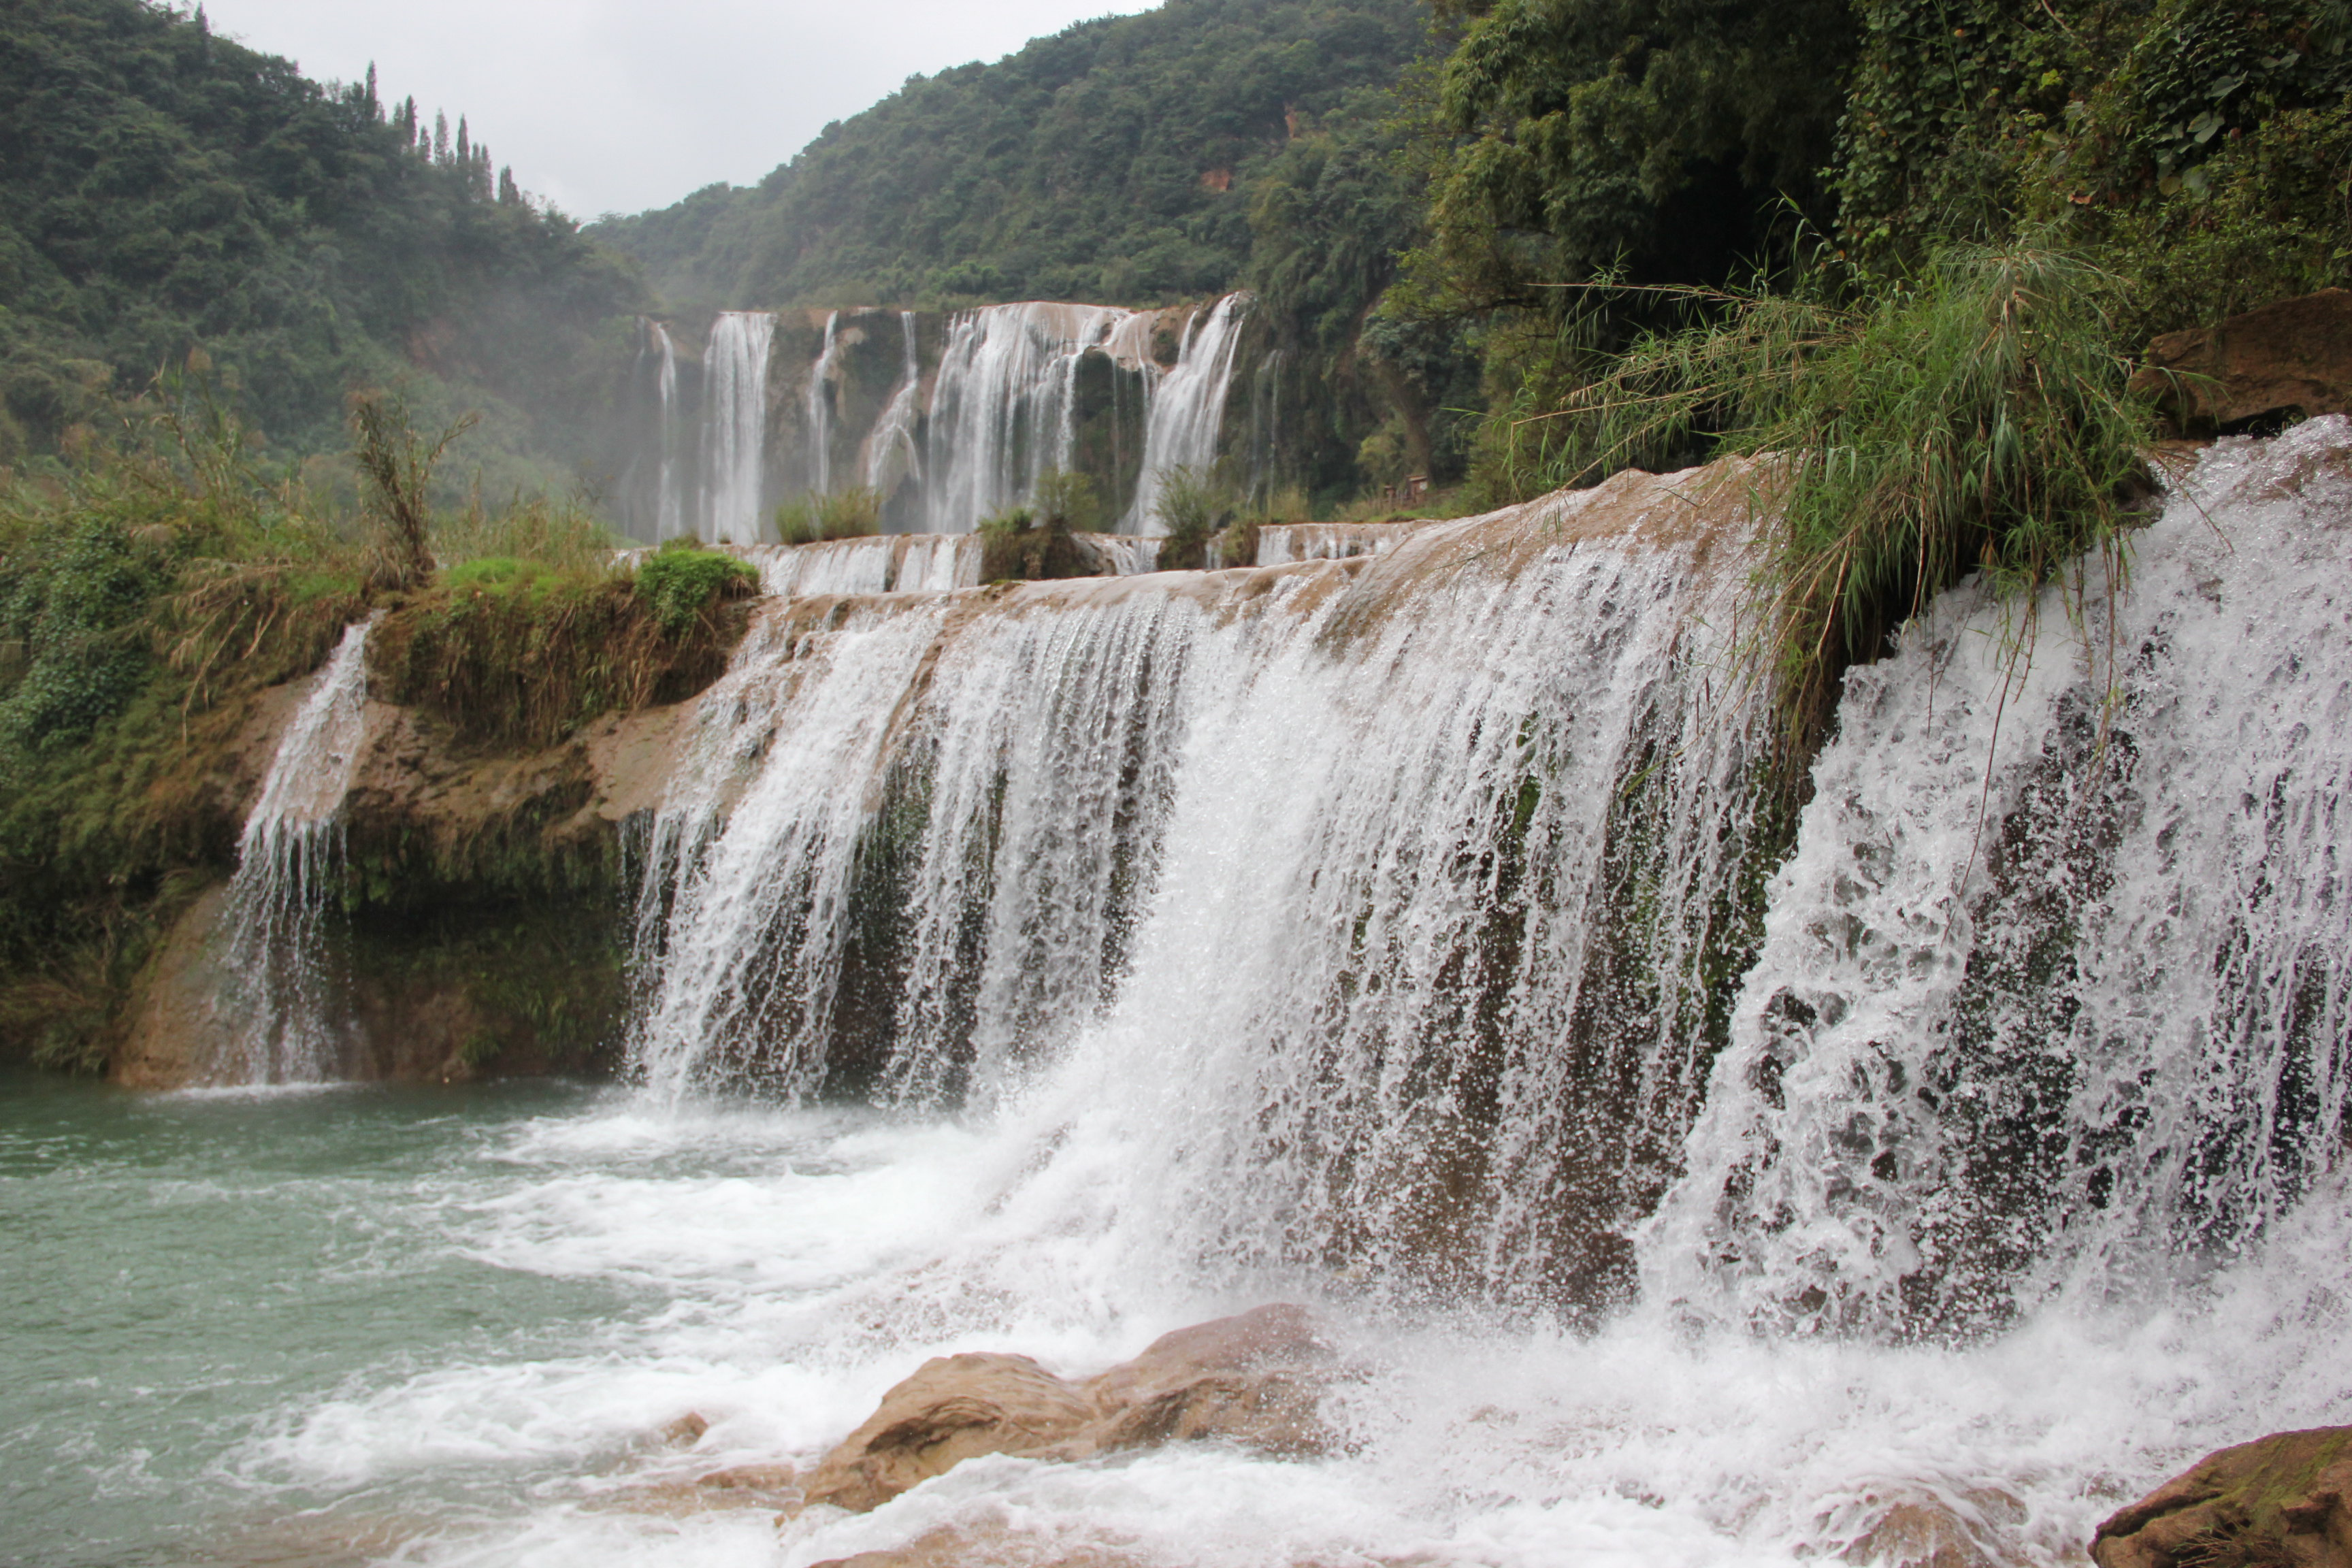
[702,311,774,544]
[623,424,2352,1331]
[627,466,1774,1305]
[1256,521,1426,565]
[1244,346,1282,506]
[805,310,843,496]
[1123,293,1250,534]
[864,310,923,502]
[216,619,376,1085]
[650,322,686,542]
[924,301,1136,531]
[1648,419,2352,1335]
[736,534,983,597]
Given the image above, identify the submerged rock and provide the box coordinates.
[1833,1488,2027,1568]
[2091,1427,2352,1568]
[800,1305,1345,1514]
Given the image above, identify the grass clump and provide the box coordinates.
[1152,465,1237,570]
[378,538,755,751]
[774,487,883,544]
[435,491,620,576]
[979,470,1100,583]
[1516,243,2154,745]
[633,539,760,636]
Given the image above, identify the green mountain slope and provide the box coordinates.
[593,0,1431,310]
[0,0,645,476]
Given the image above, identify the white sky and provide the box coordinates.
[198,0,1150,219]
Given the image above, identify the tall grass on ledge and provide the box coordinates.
[1517,245,2156,750]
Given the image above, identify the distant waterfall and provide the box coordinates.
[925,302,1137,530]
[1123,293,1250,534]
[216,619,376,1085]
[864,310,923,500]
[702,311,774,544]
[805,311,843,496]
[650,321,686,542]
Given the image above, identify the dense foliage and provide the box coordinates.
[592,0,1429,309]
[0,0,648,484]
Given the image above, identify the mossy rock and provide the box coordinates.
[2091,1428,2352,1568]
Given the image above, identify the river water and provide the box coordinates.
[7,1067,2348,1568]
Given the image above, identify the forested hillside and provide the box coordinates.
[591,0,1430,310]
[0,0,645,481]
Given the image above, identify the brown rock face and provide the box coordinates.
[2091,1427,2352,1568]
[800,1305,1345,1515]
[2130,289,2352,432]
[802,1353,1100,1514]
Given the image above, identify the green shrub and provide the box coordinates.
[632,540,760,636]
[1032,469,1104,533]
[1524,244,2153,746]
[1152,465,1237,570]
[774,487,883,544]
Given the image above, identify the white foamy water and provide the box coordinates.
[864,310,924,502]
[804,311,845,497]
[213,616,375,1084]
[1122,292,1251,535]
[704,312,776,544]
[166,1085,2347,1568]
[738,534,983,598]
[1256,519,1429,564]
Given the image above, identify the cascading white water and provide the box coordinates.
[805,310,843,497]
[630,466,1774,1301]
[215,618,376,1085]
[648,321,687,542]
[630,425,2352,1333]
[1256,520,1427,565]
[1077,533,1162,575]
[1122,293,1251,534]
[736,534,983,597]
[702,311,774,544]
[1649,418,2352,1336]
[924,301,1137,531]
[864,310,924,503]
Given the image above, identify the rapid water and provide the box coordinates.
[212,617,374,1085]
[805,312,844,497]
[1255,520,1428,564]
[924,301,1141,532]
[864,311,924,501]
[704,312,776,544]
[30,429,2352,1566]
[1121,293,1250,534]
[649,321,687,542]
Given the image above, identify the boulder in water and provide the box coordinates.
[801,1306,1343,1514]
[802,1352,1100,1513]
[2091,1427,2352,1568]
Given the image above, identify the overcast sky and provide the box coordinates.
[199,0,1149,219]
